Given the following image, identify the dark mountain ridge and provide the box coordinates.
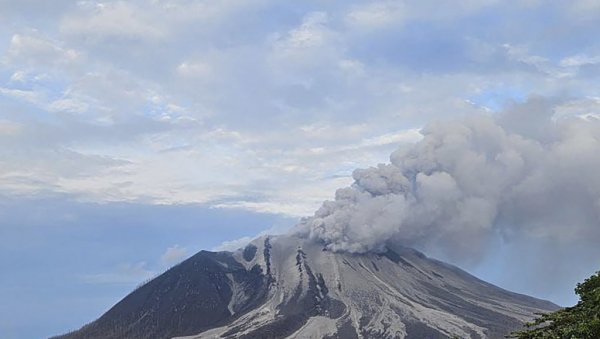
[54,235,558,339]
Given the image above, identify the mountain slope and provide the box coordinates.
[54,235,558,339]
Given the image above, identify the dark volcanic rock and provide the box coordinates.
[54,235,558,339]
[243,244,258,262]
[54,251,268,339]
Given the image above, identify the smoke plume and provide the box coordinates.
[296,99,600,264]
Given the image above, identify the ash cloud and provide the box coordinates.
[296,98,600,263]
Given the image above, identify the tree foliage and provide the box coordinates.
[509,271,600,339]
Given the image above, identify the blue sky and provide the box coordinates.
[2,1,600,338]
[0,195,294,338]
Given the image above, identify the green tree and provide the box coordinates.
[509,271,600,339]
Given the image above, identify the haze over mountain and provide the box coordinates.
[55,235,557,339]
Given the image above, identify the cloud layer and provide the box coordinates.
[3,1,600,215]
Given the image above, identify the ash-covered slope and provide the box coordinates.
[54,235,558,339]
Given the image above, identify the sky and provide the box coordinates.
[2,1,600,338]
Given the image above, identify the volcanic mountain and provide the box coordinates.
[54,235,558,339]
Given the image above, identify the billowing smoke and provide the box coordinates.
[296,99,600,265]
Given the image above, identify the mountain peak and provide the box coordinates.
[55,235,558,339]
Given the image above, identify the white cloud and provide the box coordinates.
[6,33,80,68]
[1,0,600,221]
[560,54,600,67]
[346,2,406,29]
[213,236,254,251]
[176,61,212,78]
[357,129,423,148]
[160,245,188,267]
[285,11,330,49]
[212,221,293,251]
[60,2,164,41]
[0,87,43,104]
[81,244,192,285]
[345,0,500,30]
[270,11,340,67]
[81,261,155,285]
[9,70,28,83]
[48,98,89,114]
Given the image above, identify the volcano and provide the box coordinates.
[54,235,558,339]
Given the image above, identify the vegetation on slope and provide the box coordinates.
[509,271,600,339]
